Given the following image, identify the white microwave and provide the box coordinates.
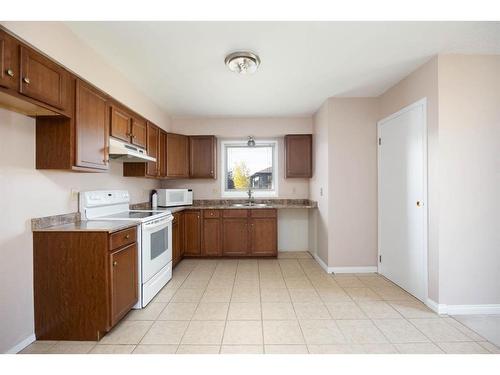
[157,189,193,207]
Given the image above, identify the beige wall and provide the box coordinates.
[437,55,500,305]
[328,98,379,268]
[163,117,312,199]
[309,102,329,264]
[378,57,440,302]
[0,22,170,130]
[0,22,169,353]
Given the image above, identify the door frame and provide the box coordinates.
[376,97,429,303]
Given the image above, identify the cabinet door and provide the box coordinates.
[222,218,249,256]
[19,46,69,110]
[110,243,138,326]
[166,133,189,178]
[184,211,201,256]
[250,217,277,256]
[159,130,168,178]
[189,135,216,179]
[131,118,147,148]
[202,218,221,256]
[285,134,313,178]
[146,122,159,177]
[110,105,132,142]
[0,29,19,90]
[75,80,109,170]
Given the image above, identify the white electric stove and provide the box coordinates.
[79,190,173,308]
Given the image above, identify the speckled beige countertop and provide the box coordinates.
[32,220,138,233]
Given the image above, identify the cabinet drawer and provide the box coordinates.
[223,209,248,218]
[110,227,137,250]
[250,209,277,218]
[203,209,220,218]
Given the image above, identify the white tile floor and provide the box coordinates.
[19,252,499,354]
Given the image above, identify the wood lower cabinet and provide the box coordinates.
[222,217,249,256]
[19,46,70,111]
[0,29,19,90]
[202,210,221,256]
[110,243,138,326]
[166,133,189,178]
[189,135,217,179]
[249,210,278,256]
[74,79,109,170]
[285,134,313,178]
[33,225,138,341]
[183,210,201,256]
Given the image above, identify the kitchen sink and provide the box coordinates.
[230,202,271,208]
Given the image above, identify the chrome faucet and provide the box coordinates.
[247,187,254,205]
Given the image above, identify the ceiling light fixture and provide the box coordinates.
[225,51,261,75]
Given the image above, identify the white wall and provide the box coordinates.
[328,98,379,268]
[163,117,312,199]
[0,21,169,353]
[309,102,329,264]
[437,55,500,306]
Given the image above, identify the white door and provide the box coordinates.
[378,99,427,302]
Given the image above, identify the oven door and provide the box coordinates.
[141,216,173,283]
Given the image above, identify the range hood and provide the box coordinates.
[109,138,156,162]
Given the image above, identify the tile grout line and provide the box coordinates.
[219,259,238,353]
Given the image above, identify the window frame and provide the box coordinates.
[220,139,279,198]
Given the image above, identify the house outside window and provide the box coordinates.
[221,140,279,198]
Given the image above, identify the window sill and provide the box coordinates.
[221,191,278,199]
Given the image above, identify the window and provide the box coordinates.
[221,140,278,197]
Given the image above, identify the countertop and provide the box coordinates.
[32,220,138,233]
[147,199,318,213]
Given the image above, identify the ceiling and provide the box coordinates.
[66,21,500,117]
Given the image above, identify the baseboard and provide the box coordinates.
[331,266,378,274]
[5,333,35,354]
[426,299,500,315]
[312,253,332,273]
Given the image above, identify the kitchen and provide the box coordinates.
[1,4,500,373]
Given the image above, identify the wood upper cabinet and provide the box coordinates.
[189,135,217,179]
[0,29,19,90]
[184,210,201,256]
[166,133,189,178]
[110,243,138,326]
[159,130,168,178]
[131,117,147,148]
[110,105,132,143]
[146,122,159,177]
[285,134,313,178]
[202,210,221,256]
[249,210,277,256]
[19,46,69,110]
[75,79,109,170]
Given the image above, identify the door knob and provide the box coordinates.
[23,77,30,84]
[113,261,118,267]
[416,201,422,207]
[6,68,14,77]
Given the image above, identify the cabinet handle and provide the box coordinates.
[113,260,118,267]
[125,234,130,239]
[6,69,14,77]
[23,77,30,84]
